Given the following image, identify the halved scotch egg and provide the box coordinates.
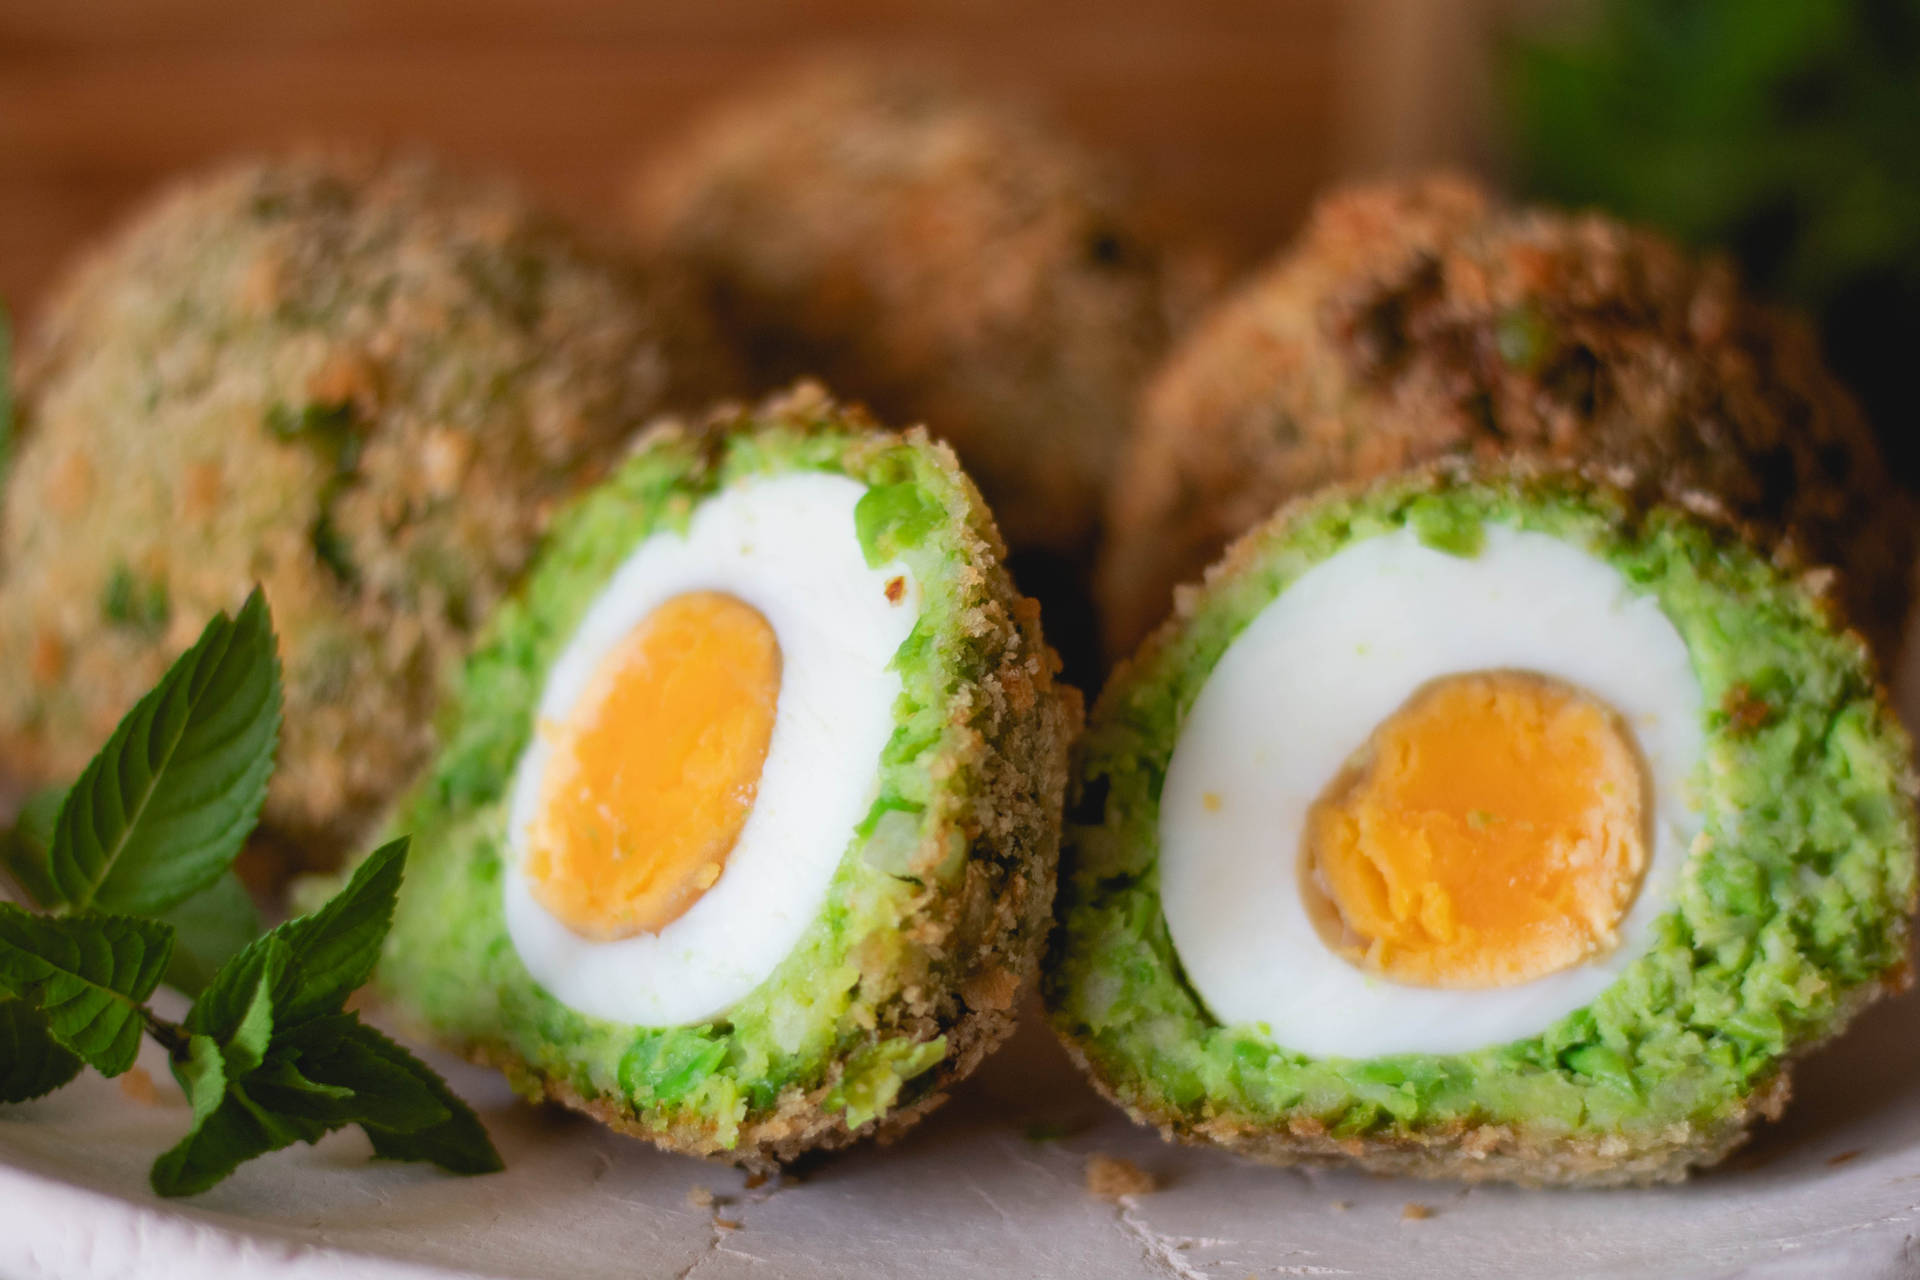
[377,386,1078,1164]
[1048,463,1917,1185]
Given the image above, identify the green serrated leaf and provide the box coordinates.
[2,786,66,909]
[157,872,262,997]
[224,951,279,1079]
[185,934,289,1072]
[273,837,407,1026]
[176,1033,227,1123]
[47,588,282,916]
[249,1041,444,1135]
[0,906,171,1075]
[0,997,81,1103]
[182,837,406,1049]
[149,1082,323,1199]
[340,1022,501,1175]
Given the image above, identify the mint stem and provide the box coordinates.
[142,1011,191,1060]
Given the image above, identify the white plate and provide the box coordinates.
[6,647,1920,1280]
[4,1001,1920,1280]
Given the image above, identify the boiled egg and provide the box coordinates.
[502,471,920,1027]
[1158,525,1705,1058]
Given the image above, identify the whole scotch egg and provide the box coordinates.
[0,150,726,875]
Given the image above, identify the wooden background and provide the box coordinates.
[0,0,1546,322]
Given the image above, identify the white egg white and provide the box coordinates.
[1158,525,1705,1058]
[503,471,920,1028]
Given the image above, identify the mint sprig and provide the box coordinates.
[147,839,496,1198]
[0,590,501,1195]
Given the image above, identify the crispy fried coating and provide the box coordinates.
[1100,176,1912,658]
[0,151,725,870]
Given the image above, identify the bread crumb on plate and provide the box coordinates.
[1085,1154,1158,1201]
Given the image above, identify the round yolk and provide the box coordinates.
[526,591,781,940]
[1303,670,1648,988]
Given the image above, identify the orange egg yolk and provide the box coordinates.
[526,591,781,941]
[1303,670,1648,988]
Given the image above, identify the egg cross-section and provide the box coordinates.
[376,387,1079,1167]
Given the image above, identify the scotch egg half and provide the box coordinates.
[375,394,1080,1164]
[1051,466,1916,1185]
[1158,524,1706,1058]
[502,470,921,1027]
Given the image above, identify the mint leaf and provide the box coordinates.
[185,932,288,1067]
[176,1033,227,1123]
[157,872,261,997]
[335,1022,501,1175]
[272,837,406,1026]
[47,588,281,916]
[0,997,81,1102]
[250,1034,446,1135]
[150,1082,327,1198]
[220,942,281,1079]
[2,786,65,908]
[0,906,171,1075]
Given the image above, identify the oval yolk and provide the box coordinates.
[1303,670,1648,988]
[526,591,781,941]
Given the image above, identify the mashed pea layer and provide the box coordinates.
[1050,468,1916,1154]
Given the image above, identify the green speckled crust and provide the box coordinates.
[1049,462,1917,1186]
[379,387,1078,1165]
